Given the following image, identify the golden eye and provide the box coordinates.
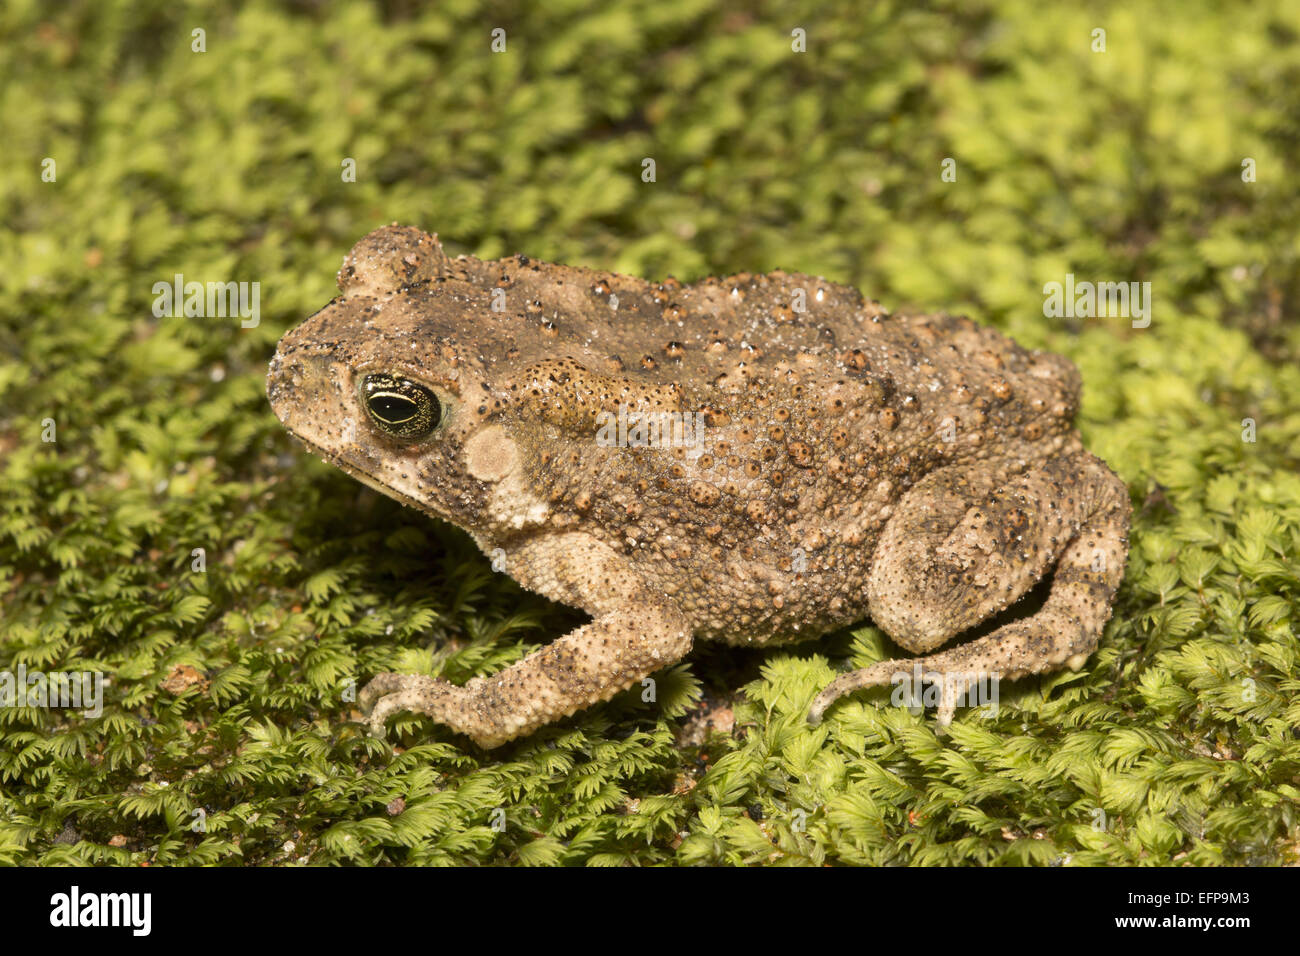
[361,374,442,440]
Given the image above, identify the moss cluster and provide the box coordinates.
[1,0,1297,865]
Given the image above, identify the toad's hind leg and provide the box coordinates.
[809,448,1130,725]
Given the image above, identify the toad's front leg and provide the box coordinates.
[359,533,693,749]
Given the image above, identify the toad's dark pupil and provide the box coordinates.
[361,374,441,440]
[369,393,417,423]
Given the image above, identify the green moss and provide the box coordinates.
[1,0,1298,865]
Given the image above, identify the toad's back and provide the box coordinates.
[387,251,1086,644]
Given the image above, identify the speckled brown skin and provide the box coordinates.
[267,224,1131,748]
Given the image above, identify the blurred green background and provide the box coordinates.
[1,0,1298,865]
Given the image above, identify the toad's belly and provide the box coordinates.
[633,540,877,646]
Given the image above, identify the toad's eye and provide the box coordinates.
[361,374,442,441]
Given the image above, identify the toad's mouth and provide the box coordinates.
[282,428,437,520]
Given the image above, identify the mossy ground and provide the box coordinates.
[2,0,1299,866]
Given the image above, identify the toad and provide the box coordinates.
[267,225,1130,748]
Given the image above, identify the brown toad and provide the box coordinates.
[267,225,1131,748]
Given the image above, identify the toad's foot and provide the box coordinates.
[806,618,1090,726]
